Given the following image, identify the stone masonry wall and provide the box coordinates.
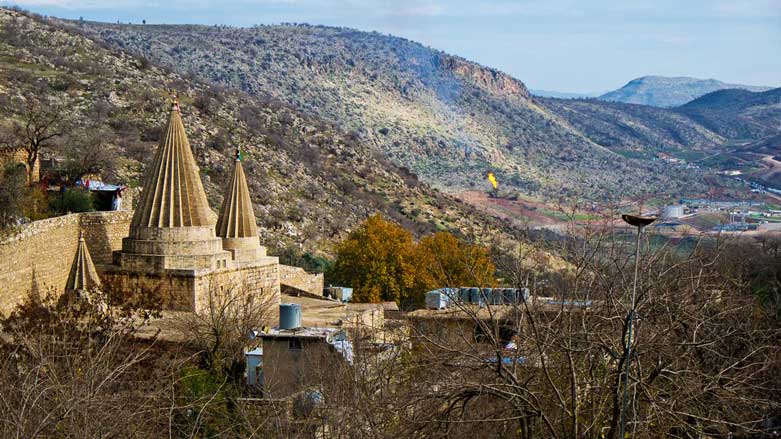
[279,264,324,297]
[195,262,281,321]
[100,260,281,318]
[0,211,132,314]
[0,211,281,318]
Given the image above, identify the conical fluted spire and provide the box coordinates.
[65,232,101,293]
[130,100,213,231]
[216,148,258,239]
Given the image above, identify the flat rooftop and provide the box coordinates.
[408,296,598,320]
[281,293,386,327]
[258,326,341,340]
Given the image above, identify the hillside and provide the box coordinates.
[66,21,724,201]
[599,76,773,108]
[675,88,781,140]
[540,97,724,160]
[0,8,510,257]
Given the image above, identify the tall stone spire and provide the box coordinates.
[65,231,101,293]
[114,99,230,272]
[216,147,266,264]
[130,97,213,230]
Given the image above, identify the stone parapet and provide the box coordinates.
[279,264,325,297]
[0,211,132,314]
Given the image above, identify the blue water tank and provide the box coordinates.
[468,288,480,303]
[459,287,470,303]
[279,304,302,330]
[503,288,518,304]
[482,288,494,304]
[520,288,530,302]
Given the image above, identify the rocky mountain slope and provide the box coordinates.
[0,8,512,257]
[540,97,724,159]
[67,21,726,201]
[675,88,781,140]
[599,76,773,108]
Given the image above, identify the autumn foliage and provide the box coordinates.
[329,214,495,304]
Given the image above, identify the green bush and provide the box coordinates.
[50,188,95,215]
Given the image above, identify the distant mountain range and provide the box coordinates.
[598,76,774,108]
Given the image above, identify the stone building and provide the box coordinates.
[0,147,39,182]
[99,100,281,314]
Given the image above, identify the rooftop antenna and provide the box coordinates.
[618,212,656,438]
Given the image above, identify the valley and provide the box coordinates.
[0,5,778,438]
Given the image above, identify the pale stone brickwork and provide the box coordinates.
[0,211,132,314]
[0,209,282,316]
[279,264,324,297]
[216,152,268,265]
[104,103,281,314]
[118,105,230,273]
[0,148,39,182]
[100,260,280,319]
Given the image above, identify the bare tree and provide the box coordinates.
[61,124,117,181]
[0,98,66,184]
[0,289,181,438]
[180,281,277,376]
[401,220,780,439]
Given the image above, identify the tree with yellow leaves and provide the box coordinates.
[415,231,495,294]
[329,214,417,304]
[330,215,495,305]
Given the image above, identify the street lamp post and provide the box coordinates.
[618,214,656,438]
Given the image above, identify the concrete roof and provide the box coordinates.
[407,296,597,320]
[281,293,384,328]
[259,326,341,340]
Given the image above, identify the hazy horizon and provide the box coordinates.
[2,0,779,93]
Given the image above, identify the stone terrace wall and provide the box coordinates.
[279,264,324,297]
[0,211,132,314]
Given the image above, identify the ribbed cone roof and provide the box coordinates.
[216,153,258,239]
[65,232,101,292]
[130,103,213,230]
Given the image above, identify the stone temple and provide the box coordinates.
[99,100,280,313]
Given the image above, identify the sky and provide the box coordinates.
[2,0,780,93]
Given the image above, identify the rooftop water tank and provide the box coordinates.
[279,303,302,330]
[520,287,530,302]
[482,288,494,304]
[468,287,481,303]
[425,290,449,309]
[459,287,470,303]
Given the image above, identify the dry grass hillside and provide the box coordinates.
[69,20,732,201]
[0,8,515,258]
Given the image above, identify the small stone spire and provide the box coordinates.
[216,147,266,263]
[129,99,214,231]
[65,231,101,293]
[216,146,258,239]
